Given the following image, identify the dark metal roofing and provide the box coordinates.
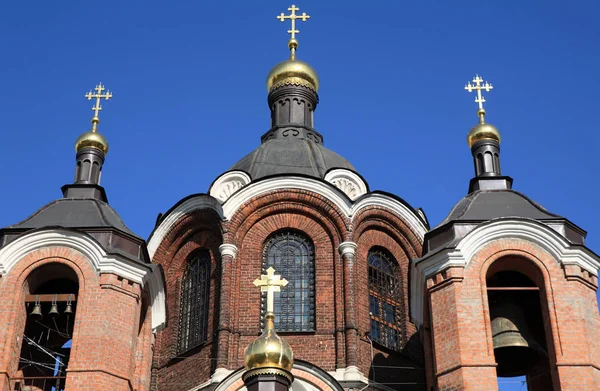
[231,138,355,180]
[439,189,561,226]
[9,198,138,237]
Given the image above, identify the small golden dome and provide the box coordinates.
[244,314,293,372]
[266,59,320,92]
[75,131,109,154]
[467,122,501,148]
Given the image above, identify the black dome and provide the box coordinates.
[231,138,355,180]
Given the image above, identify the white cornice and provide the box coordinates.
[410,219,600,327]
[0,229,166,331]
[149,177,426,264]
[218,243,238,259]
[209,171,252,203]
[147,196,223,259]
[324,169,368,200]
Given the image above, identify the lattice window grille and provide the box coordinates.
[261,231,316,332]
[178,250,211,353]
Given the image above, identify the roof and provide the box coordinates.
[439,189,561,226]
[9,198,138,237]
[231,138,355,180]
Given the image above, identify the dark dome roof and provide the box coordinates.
[231,138,355,180]
[9,198,137,237]
[439,189,561,226]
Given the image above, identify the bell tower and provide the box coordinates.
[414,75,600,391]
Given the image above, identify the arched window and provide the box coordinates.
[262,231,315,332]
[178,250,211,353]
[368,248,404,351]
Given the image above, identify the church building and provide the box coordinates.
[0,5,599,391]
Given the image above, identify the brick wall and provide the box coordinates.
[0,246,149,391]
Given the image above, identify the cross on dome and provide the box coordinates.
[465,75,493,123]
[253,267,289,314]
[85,82,113,132]
[276,4,311,60]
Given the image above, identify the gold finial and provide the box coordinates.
[253,267,289,314]
[277,5,311,61]
[465,75,493,124]
[85,82,113,133]
[244,267,294,375]
[465,75,501,147]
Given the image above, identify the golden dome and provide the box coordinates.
[467,122,501,148]
[266,58,320,92]
[75,131,109,154]
[244,314,293,372]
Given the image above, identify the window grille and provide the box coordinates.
[262,231,315,332]
[178,250,211,353]
[368,248,404,351]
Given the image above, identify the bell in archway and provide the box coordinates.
[64,303,73,314]
[490,294,546,377]
[49,303,60,318]
[29,303,43,319]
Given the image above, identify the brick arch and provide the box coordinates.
[467,240,565,360]
[352,207,423,259]
[231,212,340,369]
[0,248,100,387]
[225,189,350,246]
[153,227,223,389]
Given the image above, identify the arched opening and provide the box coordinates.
[487,258,556,391]
[15,264,79,391]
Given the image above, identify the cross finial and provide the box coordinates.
[276,4,311,60]
[253,267,289,315]
[465,74,493,123]
[84,82,113,132]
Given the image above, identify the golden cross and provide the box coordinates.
[85,82,113,132]
[465,74,493,111]
[277,4,310,41]
[253,267,289,314]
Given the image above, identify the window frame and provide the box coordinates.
[368,247,405,351]
[177,249,211,354]
[261,230,316,332]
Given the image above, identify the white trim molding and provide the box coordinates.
[410,218,600,327]
[0,228,167,331]
[218,243,238,259]
[147,195,223,259]
[324,169,368,201]
[338,242,357,257]
[209,171,252,203]
[149,177,427,263]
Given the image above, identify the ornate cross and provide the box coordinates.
[85,83,113,131]
[277,4,310,41]
[465,75,493,111]
[253,267,289,314]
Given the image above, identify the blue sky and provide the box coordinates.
[0,1,598,390]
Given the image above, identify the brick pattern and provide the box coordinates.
[0,246,148,391]
[151,189,427,390]
[426,238,600,391]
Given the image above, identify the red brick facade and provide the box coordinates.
[1,189,599,391]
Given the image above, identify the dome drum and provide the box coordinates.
[261,125,323,144]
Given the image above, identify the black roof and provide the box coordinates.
[9,198,137,237]
[231,138,355,180]
[439,189,560,226]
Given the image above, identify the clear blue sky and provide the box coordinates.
[1,1,598,390]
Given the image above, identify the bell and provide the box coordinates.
[64,303,73,314]
[49,303,60,318]
[490,294,546,377]
[29,303,43,319]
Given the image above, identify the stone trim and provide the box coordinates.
[411,218,600,327]
[0,228,166,331]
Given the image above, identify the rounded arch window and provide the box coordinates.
[178,249,211,353]
[368,247,405,351]
[261,230,315,332]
